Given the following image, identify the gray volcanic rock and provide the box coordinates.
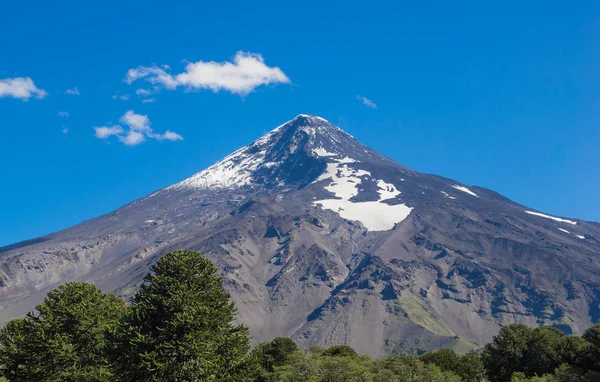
[1,114,599,356]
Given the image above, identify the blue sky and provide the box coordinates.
[1,0,599,246]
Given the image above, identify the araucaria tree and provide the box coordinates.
[115,250,256,381]
[0,282,125,382]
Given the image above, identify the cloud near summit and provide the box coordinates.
[356,95,377,109]
[125,51,290,95]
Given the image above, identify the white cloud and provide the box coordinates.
[357,95,377,109]
[125,51,290,95]
[142,98,156,103]
[120,110,151,132]
[94,110,183,146]
[112,94,130,100]
[0,77,47,100]
[136,88,152,96]
[58,111,69,117]
[119,131,145,146]
[157,130,183,141]
[93,125,124,139]
[65,87,80,95]
[62,126,69,134]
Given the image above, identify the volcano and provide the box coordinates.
[1,114,599,355]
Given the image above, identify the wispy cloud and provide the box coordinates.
[65,87,80,95]
[61,126,69,134]
[125,66,177,88]
[94,110,183,146]
[94,125,124,139]
[157,130,183,141]
[357,95,377,109]
[58,111,69,117]
[0,77,47,100]
[125,51,290,96]
[112,94,130,101]
[142,98,156,103]
[136,88,152,96]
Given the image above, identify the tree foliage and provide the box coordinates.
[421,348,486,382]
[522,327,566,376]
[420,348,461,372]
[0,282,124,382]
[254,337,298,372]
[483,324,533,381]
[483,323,600,382]
[321,344,358,358]
[114,250,256,382]
[456,352,488,382]
[270,350,462,382]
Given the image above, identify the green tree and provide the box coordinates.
[0,282,125,382]
[581,323,600,371]
[114,250,256,382]
[522,327,565,376]
[558,335,589,369]
[552,363,586,382]
[321,344,358,358]
[376,356,462,382]
[482,324,532,381]
[483,324,533,381]
[422,348,487,381]
[270,351,317,382]
[317,355,372,381]
[509,372,555,382]
[582,324,600,349]
[254,337,299,372]
[457,352,488,382]
[420,348,461,373]
[509,372,529,382]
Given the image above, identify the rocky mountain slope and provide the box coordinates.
[1,114,599,356]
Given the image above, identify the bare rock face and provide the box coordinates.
[1,114,599,356]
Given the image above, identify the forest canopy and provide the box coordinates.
[1,250,599,382]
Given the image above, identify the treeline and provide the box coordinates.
[0,251,599,381]
[252,326,600,382]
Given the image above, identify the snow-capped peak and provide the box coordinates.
[296,114,329,123]
[168,114,360,191]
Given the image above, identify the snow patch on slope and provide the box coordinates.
[441,191,457,200]
[313,159,412,231]
[322,165,370,199]
[313,147,337,157]
[452,185,479,197]
[377,180,401,200]
[557,228,586,240]
[525,211,577,225]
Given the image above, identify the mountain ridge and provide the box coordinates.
[1,114,598,356]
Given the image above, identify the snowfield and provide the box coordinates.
[313,156,412,231]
